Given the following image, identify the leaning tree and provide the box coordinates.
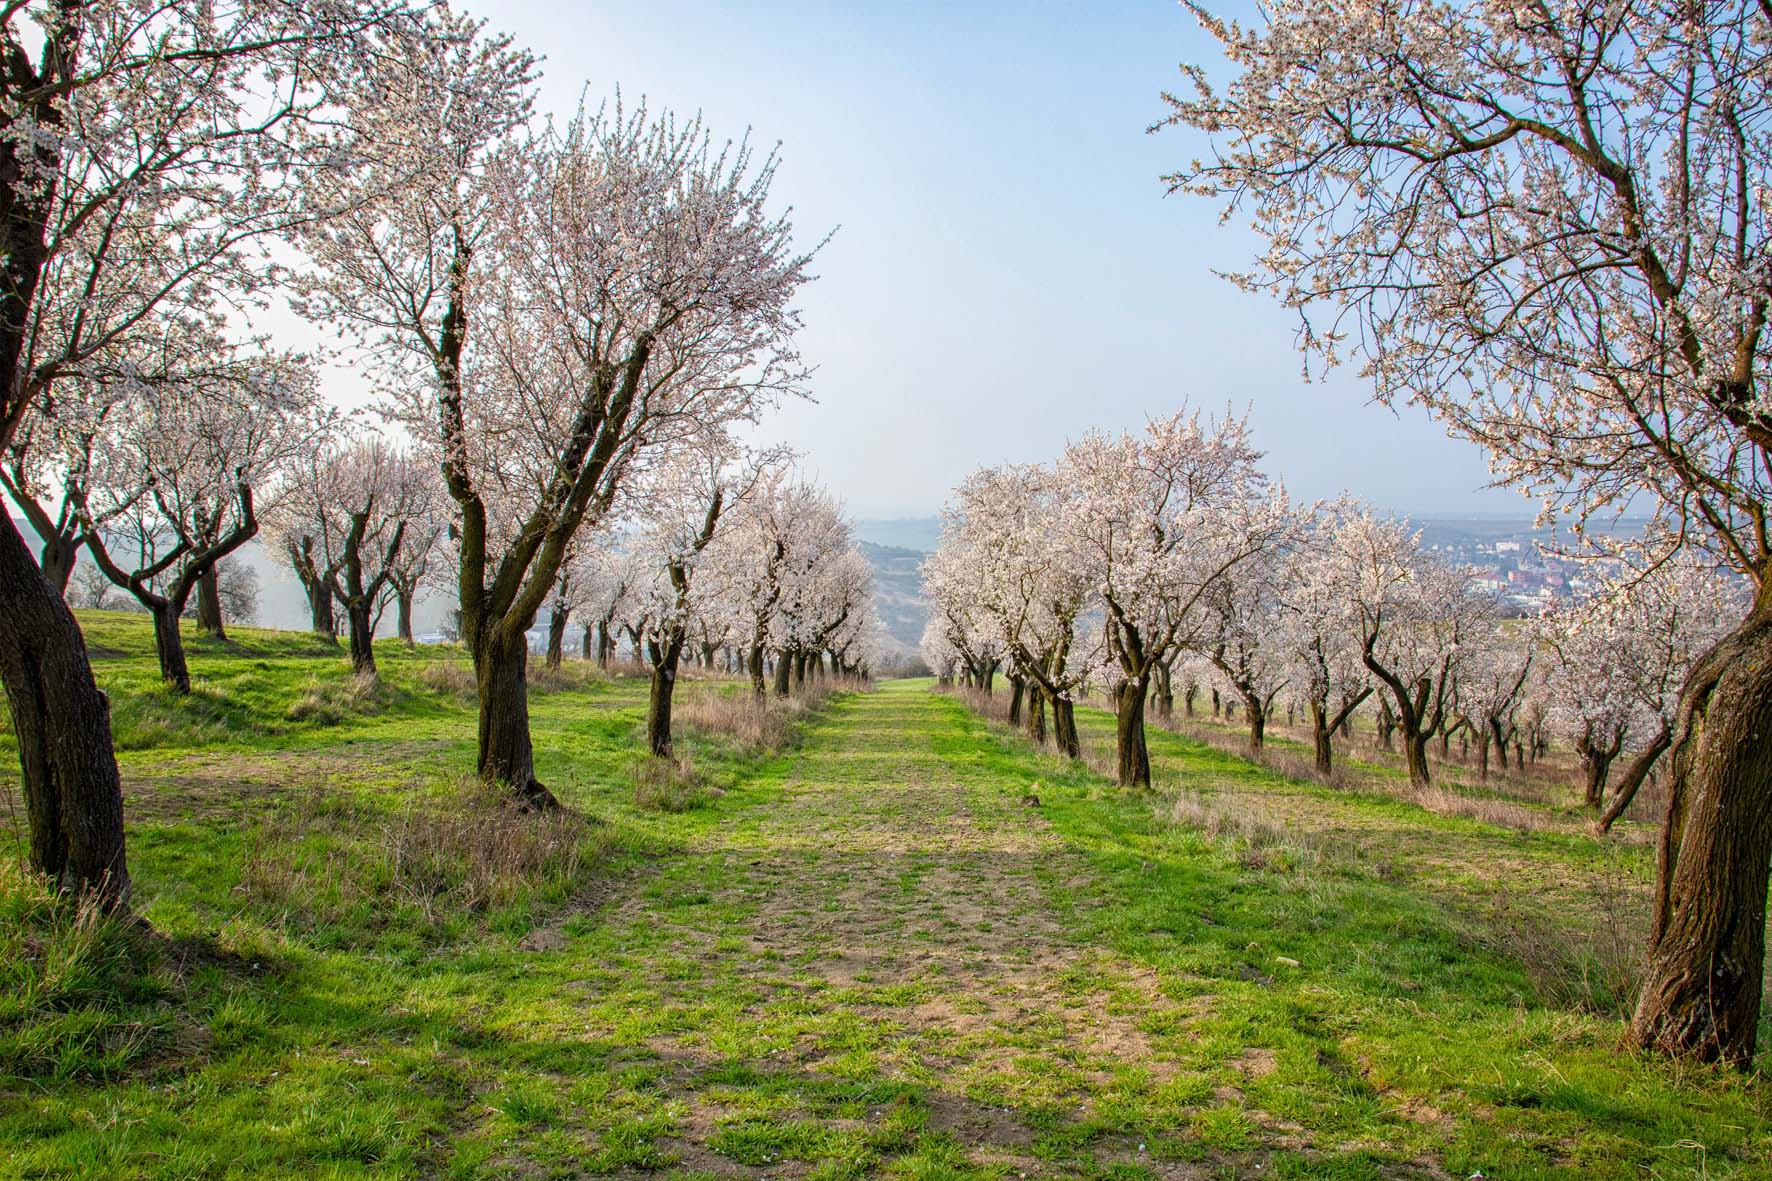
[1166,0,1772,1063]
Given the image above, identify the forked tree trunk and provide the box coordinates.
[0,520,130,908]
[1597,722,1673,834]
[1115,677,1152,788]
[1630,600,1772,1066]
[473,627,558,810]
[195,565,225,638]
[1577,726,1623,809]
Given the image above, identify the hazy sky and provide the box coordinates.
[462,0,1530,520]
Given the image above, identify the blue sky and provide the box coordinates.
[465,0,1530,519]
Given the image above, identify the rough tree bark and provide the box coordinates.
[195,565,225,638]
[1114,676,1153,788]
[0,517,130,907]
[1576,724,1625,809]
[1630,596,1772,1066]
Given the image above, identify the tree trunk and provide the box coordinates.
[1630,599,1772,1067]
[1184,685,1197,718]
[346,600,377,678]
[1477,730,1491,781]
[1240,691,1265,753]
[473,627,558,810]
[773,648,793,697]
[1376,699,1396,750]
[396,588,416,645]
[0,519,130,908]
[305,575,337,642]
[1051,694,1081,759]
[151,600,192,694]
[647,638,683,757]
[545,607,568,671]
[1598,723,1673,834]
[1309,701,1333,775]
[1024,686,1046,744]
[35,530,78,597]
[1115,677,1152,788]
[749,643,767,697]
[1154,662,1174,719]
[1402,730,1431,788]
[195,564,225,639]
[1007,676,1024,726]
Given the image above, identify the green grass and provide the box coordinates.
[0,616,1767,1178]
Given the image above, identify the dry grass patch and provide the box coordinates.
[238,776,607,933]
[630,753,723,813]
[285,670,394,724]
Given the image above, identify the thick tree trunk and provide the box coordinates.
[1577,726,1623,809]
[473,628,558,810]
[1630,600,1772,1066]
[1402,730,1431,788]
[195,564,225,638]
[1051,694,1080,759]
[1376,699,1396,750]
[1597,723,1673,834]
[749,644,767,697]
[1154,662,1174,719]
[1007,676,1024,727]
[0,519,130,908]
[1240,691,1265,753]
[151,600,192,694]
[1184,685,1197,718]
[1024,686,1046,744]
[647,639,683,757]
[773,648,792,697]
[1490,719,1510,771]
[346,601,377,678]
[304,575,337,641]
[396,589,416,645]
[1115,677,1152,788]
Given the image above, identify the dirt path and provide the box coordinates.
[571,682,1212,1179]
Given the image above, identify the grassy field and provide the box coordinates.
[1,613,1768,1179]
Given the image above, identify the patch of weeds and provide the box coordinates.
[631,752,723,813]
[0,866,174,1080]
[237,776,609,942]
[285,670,396,724]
